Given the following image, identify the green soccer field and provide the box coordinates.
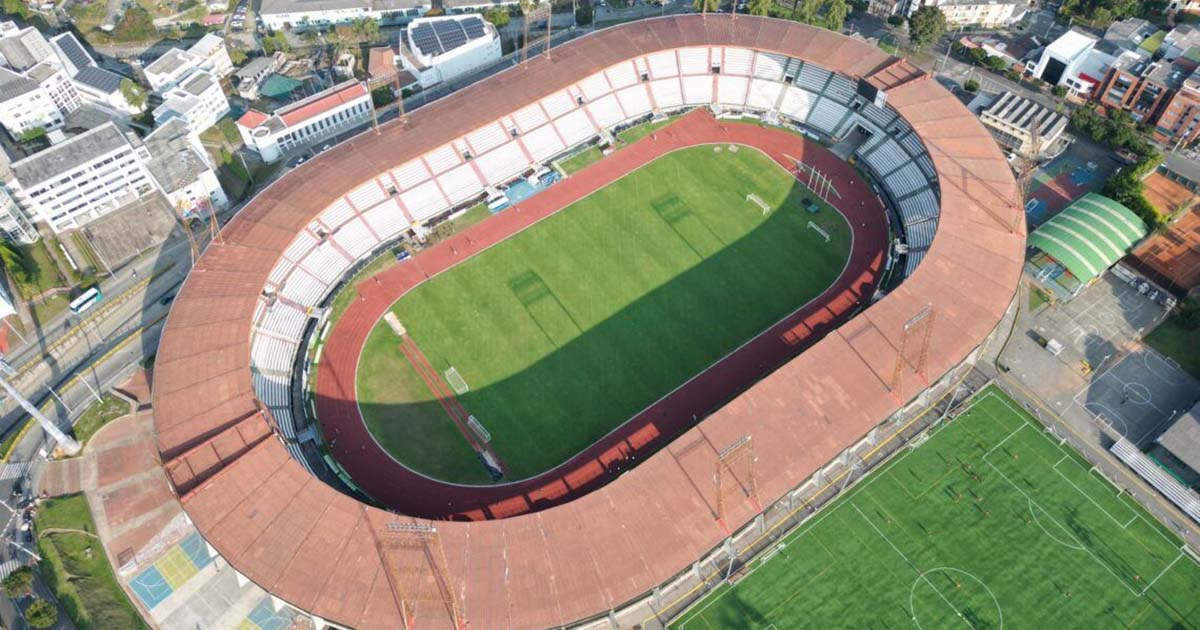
[356,145,851,484]
[671,387,1200,630]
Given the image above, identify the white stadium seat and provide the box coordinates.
[257,301,308,342]
[898,189,939,225]
[475,141,528,185]
[283,229,317,263]
[650,78,683,108]
[647,50,678,79]
[823,73,857,105]
[438,162,484,205]
[513,102,549,133]
[616,85,653,119]
[587,93,625,128]
[267,258,291,288]
[752,52,787,81]
[361,199,409,241]
[579,71,611,102]
[541,90,575,119]
[862,138,907,176]
[424,144,461,175]
[905,217,936,250]
[252,369,290,410]
[522,124,566,162]
[678,47,709,75]
[904,248,926,276]
[466,122,509,156]
[722,48,754,76]
[807,99,848,134]
[885,163,928,198]
[717,75,748,108]
[747,78,783,111]
[280,268,327,307]
[682,75,713,105]
[348,180,386,211]
[554,108,596,146]
[400,179,448,223]
[779,86,813,121]
[251,334,299,373]
[334,216,383,257]
[300,242,351,286]
[391,159,432,192]
[319,198,355,230]
[605,61,638,90]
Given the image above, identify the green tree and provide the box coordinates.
[19,127,46,143]
[119,79,147,110]
[964,79,979,92]
[1051,84,1067,97]
[1,566,33,599]
[353,17,380,42]
[228,46,248,65]
[114,6,156,42]
[694,0,720,13]
[262,31,291,54]
[371,85,396,108]
[984,55,1007,71]
[575,3,594,24]
[907,5,946,51]
[748,0,772,15]
[484,7,511,27]
[25,598,57,629]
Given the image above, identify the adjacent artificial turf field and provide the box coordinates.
[671,387,1200,630]
[356,144,851,484]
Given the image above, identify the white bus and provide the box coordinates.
[69,287,103,315]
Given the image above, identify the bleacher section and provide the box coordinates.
[248,47,943,475]
[1112,438,1200,524]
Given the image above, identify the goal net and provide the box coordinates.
[444,367,468,395]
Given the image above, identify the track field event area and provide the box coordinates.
[672,388,1200,630]
[356,143,851,484]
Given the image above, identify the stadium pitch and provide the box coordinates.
[356,144,851,484]
[670,386,1200,629]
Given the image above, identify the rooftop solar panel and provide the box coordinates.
[463,18,485,39]
[54,34,93,72]
[412,23,442,56]
[433,20,468,52]
[74,66,123,93]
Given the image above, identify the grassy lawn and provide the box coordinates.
[35,494,148,630]
[672,387,1200,629]
[1145,315,1200,380]
[70,394,130,451]
[560,117,680,175]
[15,241,71,299]
[357,145,850,483]
[1029,284,1052,312]
[559,146,604,175]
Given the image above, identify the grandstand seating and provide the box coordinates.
[248,47,946,476]
[1112,438,1200,524]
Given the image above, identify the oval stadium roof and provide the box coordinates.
[1028,192,1148,283]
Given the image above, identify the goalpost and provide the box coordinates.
[444,367,469,395]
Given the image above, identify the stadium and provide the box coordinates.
[152,15,1024,630]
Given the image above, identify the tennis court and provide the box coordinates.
[671,387,1200,629]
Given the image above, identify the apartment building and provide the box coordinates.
[143,33,234,92]
[0,67,64,135]
[1153,68,1200,148]
[1095,51,1179,123]
[153,70,230,136]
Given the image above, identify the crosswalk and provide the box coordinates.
[0,461,28,481]
[0,559,23,579]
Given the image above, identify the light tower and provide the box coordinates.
[0,358,80,456]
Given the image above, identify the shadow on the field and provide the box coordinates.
[322,178,883,519]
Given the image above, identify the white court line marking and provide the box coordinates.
[1028,498,1085,550]
[909,567,1004,630]
[978,393,1194,596]
[1051,455,1139,529]
[850,504,975,629]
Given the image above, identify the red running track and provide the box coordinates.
[314,110,888,520]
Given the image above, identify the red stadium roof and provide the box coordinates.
[152,16,1024,629]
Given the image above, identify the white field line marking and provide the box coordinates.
[850,503,975,630]
[1051,455,1139,529]
[1140,549,1189,596]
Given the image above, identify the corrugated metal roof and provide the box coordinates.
[1029,192,1148,282]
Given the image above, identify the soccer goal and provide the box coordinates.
[445,367,469,395]
[746,193,771,215]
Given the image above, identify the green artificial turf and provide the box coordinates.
[1145,315,1200,381]
[671,387,1200,629]
[357,144,851,484]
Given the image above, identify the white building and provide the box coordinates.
[143,33,234,92]
[0,22,143,122]
[904,0,1025,27]
[144,118,229,216]
[258,0,429,32]
[236,80,372,162]
[0,186,37,243]
[979,92,1069,158]
[233,53,286,99]
[398,15,501,89]
[153,70,230,136]
[3,123,157,233]
[1025,29,1115,96]
[0,67,65,135]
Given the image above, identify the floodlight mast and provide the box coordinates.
[0,358,80,456]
